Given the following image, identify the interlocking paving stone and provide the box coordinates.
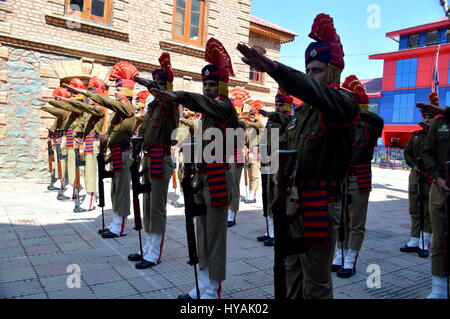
[0,267,37,283]
[0,247,26,259]
[91,280,138,299]
[82,268,122,286]
[0,279,44,298]
[46,287,94,299]
[24,244,60,256]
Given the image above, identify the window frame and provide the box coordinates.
[426,30,438,46]
[249,67,264,85]
[408,34,420,49]
[172,0,206,47]
[65,0,112,25]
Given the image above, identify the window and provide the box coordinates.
[392,94,415,123]
[248,46,265,84]
[249,67,264,84]
[395,58,418,88]
[65,0,111,24]
[408,34,420,49]
[172,0,205,46]
[426,30,438,46]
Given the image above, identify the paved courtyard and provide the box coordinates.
[0,167,432,299]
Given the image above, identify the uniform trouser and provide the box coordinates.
[261,173,269,217]
[337,176,370,251]
[408,170,432,237]
[248,161,260,192]
[229,164,243,212]
[84,141,99,193]
[143,155,175,234]
[111,150,131,218]
[429,183,448,277]
[285,200,341,299]
[197,169,234,282]
[67,148,76,185]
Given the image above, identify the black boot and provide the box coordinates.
[418,249,429,258]
[257,235,269,242]
[135,259,157,269]
[337,267,356,278]
[263,237,274,246]
[128,253,143,261]
[400,244,420,253]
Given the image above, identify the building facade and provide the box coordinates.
[369,17,450,147]
[0,0,296,179]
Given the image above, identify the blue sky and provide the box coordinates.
[251,0,444,80]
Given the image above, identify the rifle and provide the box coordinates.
[130,137,152,260]
[133,76,164,91]
[180,143,206,299]
[416,157,426,252]
[445,161,450,299]
[47,139,54,174]
[337,177,349,271]
[241,148,249,202]
[55,129,68,192]
[271,150,305,299]
[73,132,86,213]
[97,133,114,234]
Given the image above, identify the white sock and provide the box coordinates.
[228,210,236,222]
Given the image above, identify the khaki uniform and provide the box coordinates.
[69,100,106,193]
[229,120,246,212]
[244,120,264,193]
[175,91,240,282]
[85,91,136,218]
[49,101,85,188]
[422,112,450,277]
[274,63,359,298]
[339,111,384,252]
[404,129,433,237]
[138,99,179,234]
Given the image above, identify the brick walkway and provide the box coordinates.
[0,167,432,299]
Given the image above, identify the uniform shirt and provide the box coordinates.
[262,112,291,157]
[68,100,106,137]
[41,106,68,132]
[352,110,384,165]
[422,112,450,180]
[174,92,240,161]
[138,99,179,145]
[404,128,429,170]
[84,91,136,147]
[269,63,360,182]
[48,101,85,134]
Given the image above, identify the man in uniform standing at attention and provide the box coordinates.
[399,92,436,258]
[66,61,138,238]
[331,75,384,278]
[68,77,108,212]
[227,88,250,227]
[238,13,360,298]
[151,38,239,299]
[242,100,265,204]
[128,53,179,269]
[47,79,86,202]
[420,96,450,299]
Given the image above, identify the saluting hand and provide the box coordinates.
[150,88,177,101]
[259,109,270,118]
[416,103,448,116]
[63,83,87,96]
[236,43,278,73]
